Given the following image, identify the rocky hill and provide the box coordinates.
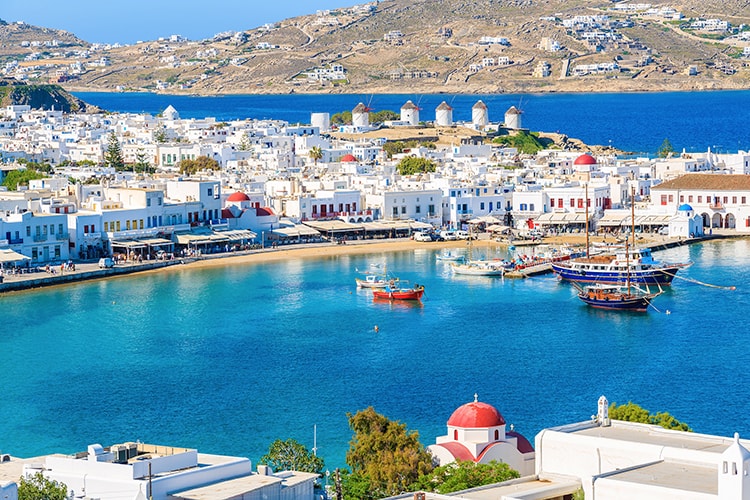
[2,0,750,95]
[0,79,98,112]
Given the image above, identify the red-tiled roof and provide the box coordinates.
[652,173,750,191]
[256,206,274,216]
[434,442,476,462]
[447,401,506,428]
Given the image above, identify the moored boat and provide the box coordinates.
[355,264,399,288]
[574,283,661,312]
[551,246,689,286]
[372,284,425,301]
[451,260,505,276]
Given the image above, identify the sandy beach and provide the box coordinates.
[1,230,716,293]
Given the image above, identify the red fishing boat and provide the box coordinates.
[372,284,425,301]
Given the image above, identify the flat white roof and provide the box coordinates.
[599,460,717,496]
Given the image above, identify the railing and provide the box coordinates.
[33,234,47,242]
[56,233,69,241]
[709,203,724,210]
[8,238,23,245]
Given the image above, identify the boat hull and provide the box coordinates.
[577,293,652,312]
[356,277,399,288]
[451,262,505,276]
[552,263,682,286]
[372,287,425,301]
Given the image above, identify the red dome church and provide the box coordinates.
[428,395,535,476]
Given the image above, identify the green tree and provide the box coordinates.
[396,156,436,176]
[104,130,125,171]
[609,402,692,432]
[491,130,551,154]
[1,169,45,191]
[153,128,168,143]
[18,472,68,500]
[657,138,675,158]
[134,149,154,174]
[308,146,323,166]
[415,460,520,494]
[238,132,252,151]
[343,407,434,499]
[331,110,352,125]
[370,110,399,123]
[259,438,324,475]
[178,155,221,175]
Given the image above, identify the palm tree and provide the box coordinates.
[308,146,323,166]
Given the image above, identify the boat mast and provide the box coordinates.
[585,183,590,257]
[631,185,636,249]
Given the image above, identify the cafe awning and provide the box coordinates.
[0,248,30,263]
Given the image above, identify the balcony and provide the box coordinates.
[709,203,724,210]
[56,233,69,241]
[8,238,23,245]
[33,234,47,242]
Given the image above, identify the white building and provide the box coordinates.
[428,396,535,476]
[650,173,750,231]
[435,102,453,127]
[7,441,316,500]
[535,396,750,500]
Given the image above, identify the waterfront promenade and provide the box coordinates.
[0,231,727,294]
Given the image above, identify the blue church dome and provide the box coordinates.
[678,204,693,211]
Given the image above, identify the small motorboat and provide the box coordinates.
[372,284,425,301]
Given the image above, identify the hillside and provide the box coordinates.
[2,0,750,95]
[0,79,99,112]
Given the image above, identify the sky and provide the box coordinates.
[3,0,352,44]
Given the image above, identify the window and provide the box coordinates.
[733,196,737,204]
[140,220,144,230]
[147,198,151,207]
[36,226,41,237]
[401,206,407,214]
[688,195,693,202]
[392,207,398,217]
[723,196,728,204]
[480,202,485,210]
[428,204,435,215]
[84,225,89,234]
[570,199,575,207]
[207,188,213,197]
[58,224,63,234]
[26,226,30,237]
[550,198,556,208]
[116,221,121,231]
[415,205,421,214]
[724,461,729,474]
[49,224,54,234]
[577,198,583,209]
[104,222,109,232]
[679,195,684,203]
[698,196,702,203]
[661,195,668,206]
[126,221,131,230]
[31,247,38,261]
[132,220,137,230]
[743,197,747,204]
[54,245,61,259]
[530,203,535,211]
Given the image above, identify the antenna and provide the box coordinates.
[312,424,318,456]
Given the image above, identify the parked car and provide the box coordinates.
[98,257,115,268]
[455,230,477,240]
[414,231,433,242]
[440,230,458,241]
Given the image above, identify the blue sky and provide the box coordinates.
[3,0,351,44]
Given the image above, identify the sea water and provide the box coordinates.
[74,90,750,155]
[2,239,749,469]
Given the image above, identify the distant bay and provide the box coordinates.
[74,90,750,155]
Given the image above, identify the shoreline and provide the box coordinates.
[1,232,734,294]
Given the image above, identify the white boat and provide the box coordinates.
[436,252,465,262]
[451,259,505,276]
[355,264,399,288]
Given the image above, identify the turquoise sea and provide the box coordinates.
[74,90,750,155]
[3,239,750,469]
